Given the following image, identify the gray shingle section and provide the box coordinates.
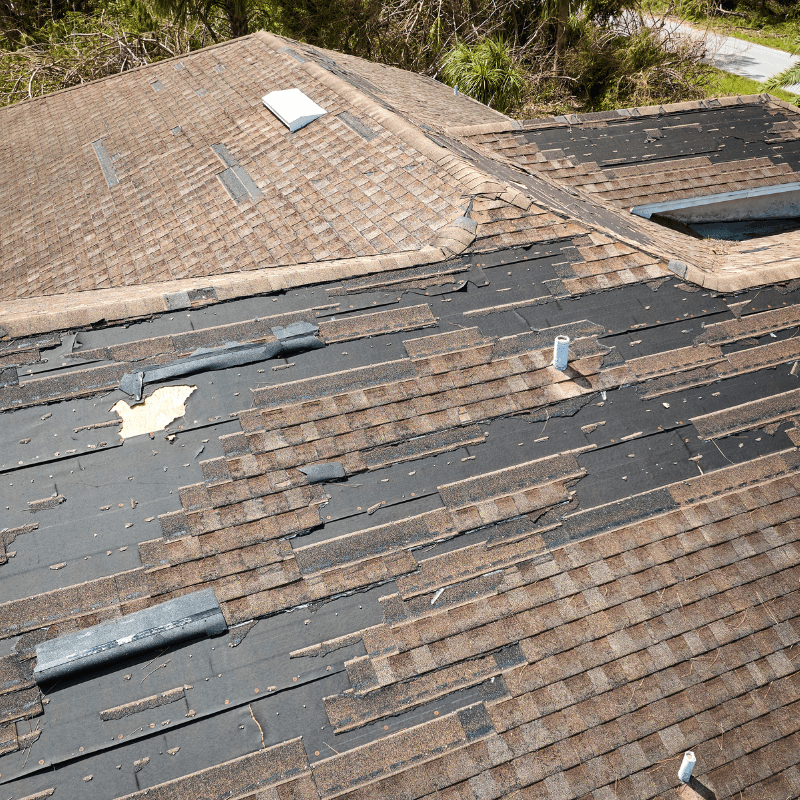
[545,487,679,547]
[337,111,378,141]
[298,462,347,483]
[34,589,227,682]
[151,80,164,92]
[232,165,263,200]
[211,143,238,168]
[218,167,249,202]
[279,47,306,63]
[212,145,263,201]
[457,703,495,741]
[91,139,119,188]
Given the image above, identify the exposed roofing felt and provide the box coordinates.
[0,33,798,800]
[447,97,800,291]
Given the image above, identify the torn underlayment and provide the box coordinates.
[33,589,227,682]
[118,323,324,400]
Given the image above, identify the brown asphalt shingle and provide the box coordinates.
[0,36,470,301]
[3,35,800,800]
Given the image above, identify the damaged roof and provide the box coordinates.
[0,30,799,800]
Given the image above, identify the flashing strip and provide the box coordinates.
[631,182,800,219]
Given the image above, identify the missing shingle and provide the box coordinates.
[91,140,119,188]
[336,111,378,142]
[151,80,164,92]
[196,88,207,97]
[174,62,185,71]
[171,126,182,136]
[212,144,263,202]
[214,63,225,72]
[218,168,249,203]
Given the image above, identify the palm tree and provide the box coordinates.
[764,62,800,93]
[441,37,525,113]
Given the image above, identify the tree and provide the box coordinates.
[152,0,246,38]
[765,34,800,91]
[269,0,382,57]
[0,8,209,105]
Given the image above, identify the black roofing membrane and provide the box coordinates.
[2,583,388,796]
[522,105,800,172]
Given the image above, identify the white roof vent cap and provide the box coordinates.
[262,88,326,132]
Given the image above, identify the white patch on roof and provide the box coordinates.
[262,88,326,132]
[112,385,196,439]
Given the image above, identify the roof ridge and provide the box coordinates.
[255,31,509,199]
[0,246,446,339]
[514,94,786,132]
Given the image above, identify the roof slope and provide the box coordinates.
[0,233,798,800]
[0,32,505,301]
[447,96,800,292]
[0,37,798,800]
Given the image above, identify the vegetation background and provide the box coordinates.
[0,0,797,114]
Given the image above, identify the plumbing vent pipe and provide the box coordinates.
[553,335,570,371]
[678,751,696,783]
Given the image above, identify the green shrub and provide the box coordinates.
[568,21,710,110]
[441,36,526,113]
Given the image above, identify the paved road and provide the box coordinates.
[668,19,800,93]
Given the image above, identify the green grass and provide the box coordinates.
[691,16,799,54]
[714,26,796,54]
[707,65,798,103]
[643,0,800,54]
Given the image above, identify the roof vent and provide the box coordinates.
[262,88,326,132]
[553,335,570,371]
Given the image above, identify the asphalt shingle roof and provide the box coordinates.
[0,31,799,800]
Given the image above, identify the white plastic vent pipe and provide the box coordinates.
[553,335,570,371]
[678,751,696,783]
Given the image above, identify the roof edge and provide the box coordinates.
[445,94,798,140]
[486,94,790,135]
[666,256,800,294]
[0,246,449,339]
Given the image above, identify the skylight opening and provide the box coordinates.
[632,183,800,242]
